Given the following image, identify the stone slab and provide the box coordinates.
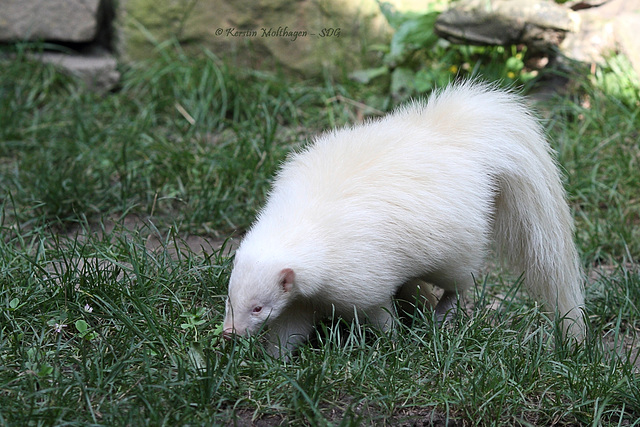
[0,0,101,42]
[33,48,120,92]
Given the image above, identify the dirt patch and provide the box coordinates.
[223,408,285,427]
[41,213,240,283]
[379,407,465,427]
[601,325,640,373]
[59,213,240,257]
[225,405,463,426]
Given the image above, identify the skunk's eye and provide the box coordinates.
[252,306,262,314]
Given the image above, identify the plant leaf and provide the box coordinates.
[349,67,389,84]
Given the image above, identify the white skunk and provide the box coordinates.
[223,81,585,356]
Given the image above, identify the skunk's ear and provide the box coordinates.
[279,268,295,292]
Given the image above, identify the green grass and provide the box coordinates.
[1,45,359,234]
[1,44,640,425]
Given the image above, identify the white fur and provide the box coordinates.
[223,81,585,356]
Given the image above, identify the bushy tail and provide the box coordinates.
[494,172,585,340]
[430,81,585,339]
[480,86,585,340]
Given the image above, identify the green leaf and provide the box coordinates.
[390,67,417,100]
[505,55,524,72]
[213,322,224,336]
[75,319,97,340]
[349,67,389,84]
[378,0,434,30]
[386,12,440,65]
[367,43,390,54]
[188,342,206,371]
[37,364,54,378]
[75,319,89,333]
[414,69,435,93]
[377,1,405,29]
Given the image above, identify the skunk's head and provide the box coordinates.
[222,251,296,339]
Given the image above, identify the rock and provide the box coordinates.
[615,13,640,82]
[559,8,615,64]
[434,0,578,50]
[1,0,119,92]
[560,0,640,71]
[435,0,640,80]
[33,47,120,92]
[0,0,102,43]
[118,0,430,77]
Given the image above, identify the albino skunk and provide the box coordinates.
[222,81,585,356]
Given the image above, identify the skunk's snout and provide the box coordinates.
[222,328,235,340]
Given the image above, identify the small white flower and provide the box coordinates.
[84,304,93,313]
[54,323,67,333]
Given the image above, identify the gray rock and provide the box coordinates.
[560,0,639,69]
[33,48,120,92]
[435,0,640,79]
[615,13,640,83]
[0,0,101,43]
[118,0,393,77]
[435,0,578,50]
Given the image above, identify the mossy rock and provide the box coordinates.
[118,0,431,76]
